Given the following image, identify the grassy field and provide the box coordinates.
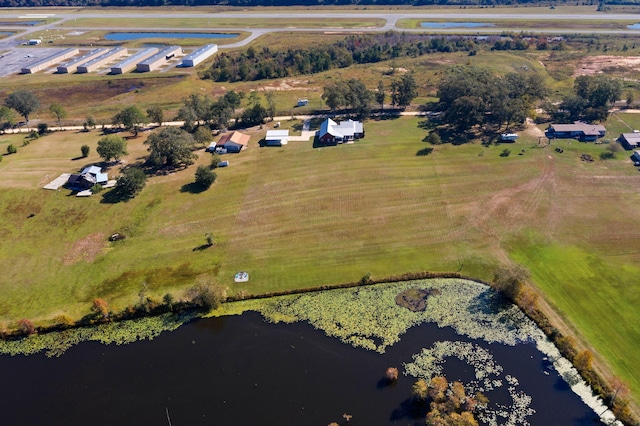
[60,17,386,29]
[396,18,635,30]
[1,115,640,404]
[1,23,640,411]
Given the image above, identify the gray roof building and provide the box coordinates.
[181,44,218,67]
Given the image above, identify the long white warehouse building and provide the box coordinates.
[21,48,79,74]
[181,44,218,67]
[136,45,182,72]
[77,47,127,73]
[110,47,158,74]
[57,48,109,74]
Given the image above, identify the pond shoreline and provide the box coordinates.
[0,270,635,425]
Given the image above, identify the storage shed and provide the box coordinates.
[136,46,182,72]
[57,48,109,73]
[265,130,289,146]
[110,47,158,74]
[618,133,640,150]
[216,131,250,153]
[181,44,218,67]
[77,47,127,73]
[21,48,79,74]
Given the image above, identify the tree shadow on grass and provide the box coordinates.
[101,188,131,204]
[180,182,208,194]
[416,147,434,156]
[193,243,213,252]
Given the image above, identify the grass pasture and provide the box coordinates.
[60,17,386,29]
[1,116,640,405]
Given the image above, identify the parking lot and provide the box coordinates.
[0,47,71,77]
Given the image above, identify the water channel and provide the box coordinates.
[0,311,601,425]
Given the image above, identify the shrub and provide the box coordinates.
[426,131,442,145]
[500,148,511,157]
[7,144,17,154]
[599,151,614,160]
[195,165,216,189]
[17,319,36,335]
[91,183,103,194]
[81,144,90,157]
[29,130,39,139]
[188,282,225,310]
[210,153,221,169]
[37,122,48,135]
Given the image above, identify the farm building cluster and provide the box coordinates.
[18,44,218,75]
[43,165,115,196]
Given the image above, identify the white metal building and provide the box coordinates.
[76,47,127,73]
[136,45,182,72]
[110,47,159,74]
[265,130,290,146]
[21,48,79,74]
[57,48,109,73]
[181,44,218,67]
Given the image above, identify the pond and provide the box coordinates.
[0,279,616,425]
[420,22,495,29]
[627,23,640,30]
[0,20,44,26]
[104,32,238,41]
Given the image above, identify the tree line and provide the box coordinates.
[202,32,478,83]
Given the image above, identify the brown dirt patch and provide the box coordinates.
[62,232,107,265]
[574,55,640,76]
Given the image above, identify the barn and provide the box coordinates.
[215,131,250,153]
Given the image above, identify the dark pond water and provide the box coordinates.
[0,312,600,426]
[104,32,238,41]
[420,22,495,28]
[0,20,43,26]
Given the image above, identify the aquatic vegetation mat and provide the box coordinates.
[0,313,195,358]
[246,278,622,425]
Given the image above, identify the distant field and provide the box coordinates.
[396,18,634,30]
[61,17,386,29]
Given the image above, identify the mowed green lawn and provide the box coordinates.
[1,116,640,402]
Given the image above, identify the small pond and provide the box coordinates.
[420,22,495,29]
[104,32,238,41]
[0,20,44,26]
[627,23,640,30]
[0,279,612,425]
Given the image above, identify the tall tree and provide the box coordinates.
[265,92,276,121]
[96,134,128,163]
[146,105,164,126]
[48,103,67,128]
[112,106,147,137]
[145,127,196,168]
[375,80,386,110]
[4,90,39,123]
[115,167,147,199]
[391,74,418,109]
[345,78,373,119]
[0,105,16,133]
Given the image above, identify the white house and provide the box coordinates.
[318,118,364,145]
